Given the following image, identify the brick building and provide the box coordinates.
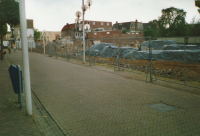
[87,30,144,46]
[113,20,143,31]
[81,20,112,31]
[61,20,112,45]
[61,20,145,47]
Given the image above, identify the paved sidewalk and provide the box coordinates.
[6,50,200,136]
[0,57,41,136]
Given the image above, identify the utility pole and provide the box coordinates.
[19,0,32,115]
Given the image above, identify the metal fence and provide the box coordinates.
[31,37,200,89]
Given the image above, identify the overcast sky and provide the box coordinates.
[24,0,200,31]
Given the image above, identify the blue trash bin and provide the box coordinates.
[8,65,23,94]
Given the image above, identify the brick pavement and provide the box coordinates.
[6,50,200,136]
[0,56,41,136]
[1,51,65,136]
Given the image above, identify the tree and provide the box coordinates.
[187,16,200,36]
[144,20,160,38]
[158,7,187,37]
[195,0,200,13]
[2,25,7,36]
[34,29,41,41]
[0,0,19,59]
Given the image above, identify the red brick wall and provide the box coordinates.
[87,31,122,40]
[87,31,145,47]
[81,21,112,31]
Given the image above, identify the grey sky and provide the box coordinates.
[24,0,200,31]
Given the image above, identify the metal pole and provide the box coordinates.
[184,37,187,85]
[88,39,91,66]
[43,32,45,54]
[19,0,32,115]
[118,38,120,71]
[17,65,22,108]
[149,36,152,82]
[82,0,85,63]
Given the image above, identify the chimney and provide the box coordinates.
[135,19,138,31]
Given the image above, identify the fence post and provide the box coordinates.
[77,40,79,62]
[88,39,91,66]
[184,37,188,85]
[118,38,120,71]
[149,36,153,82]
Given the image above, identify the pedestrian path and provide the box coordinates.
[6,50,200,136]
[0,57,41,136]
[0,51,65,136]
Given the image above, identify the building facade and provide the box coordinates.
[14,19,35,49]
[81,20,112,31]
[113,20,143,32]
[40,31,61,42]
[61,20,144,47]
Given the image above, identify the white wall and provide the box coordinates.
[27,29,34,37]
[15,28,36,49]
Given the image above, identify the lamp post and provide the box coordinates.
[76,0,92,63]
[19,0,32,115]
[42,30,46,54]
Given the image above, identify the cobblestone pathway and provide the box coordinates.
[7,50,200,136]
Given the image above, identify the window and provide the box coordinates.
[94,33,97,35]
[122,27,126,30]
[88,22,90,24]
[107,32,110,34]
[81,33,83,36]
[76,33,79,36]
[136,33,138,34]
[101,22,103,25]
[47,36,49,38]
[93,22,95,25]
[107,23,109,26]
[132,33,134,34]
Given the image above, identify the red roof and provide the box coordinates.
[61,24,75,31]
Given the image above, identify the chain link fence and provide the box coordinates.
[31,37,200,89]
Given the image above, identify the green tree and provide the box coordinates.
[0,0,19,59]
[2,25,7,36]
[195,0,200,13]
[158,7,187,37]
[187,16,200,36]
[34,29,41,41]
[144,20,160,38]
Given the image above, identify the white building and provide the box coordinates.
[14,19,35,50]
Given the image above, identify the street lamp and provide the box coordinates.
[42,30,46,54]
[76,0,93,63]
